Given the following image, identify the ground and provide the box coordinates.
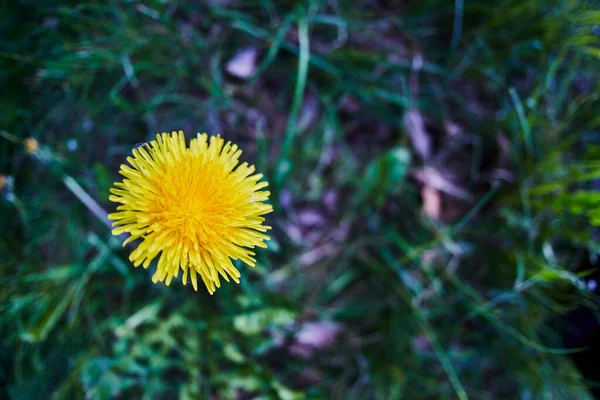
[1,1,600,399]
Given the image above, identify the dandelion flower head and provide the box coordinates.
[108,131,272,294]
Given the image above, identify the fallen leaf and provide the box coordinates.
[290,320,341,358]
[421,185,441,220]
[412,166,470,200]
[297,243,337,266]
[404,109,431,161]
[296,320,341,349]
[225,48,257,79]
[297,209,326,227]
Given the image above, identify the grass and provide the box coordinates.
[1,0,600,398]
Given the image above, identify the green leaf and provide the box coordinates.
[578,45,600,59]
[21,264,83,283]
[229,375,263,392]
[272,381,304,400]
[82,358,137,400]
[533,268,586,285]
[360,147,411,206]
[223,343,246,364]
[233,308,296,335]
[114,301,162,338]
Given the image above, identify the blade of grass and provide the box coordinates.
[363,255,468,400]
[509,87,534,158]
[274,16,310,190]
[62,175,111,229]
[445,271,580,355]
[249,12,297,82]
[451,0,464,50]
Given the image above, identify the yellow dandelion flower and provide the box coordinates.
[108,131,273,294]
[24,137,39,154]
[0,175,5,192]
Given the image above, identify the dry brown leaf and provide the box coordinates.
[225,48,257,79]
[413,166,470,200]
[421,185,441,220]
[290,320,342,358]
[404,109,431,161]
[297,209,326,227]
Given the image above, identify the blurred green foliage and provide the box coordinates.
[1,0,600,399]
